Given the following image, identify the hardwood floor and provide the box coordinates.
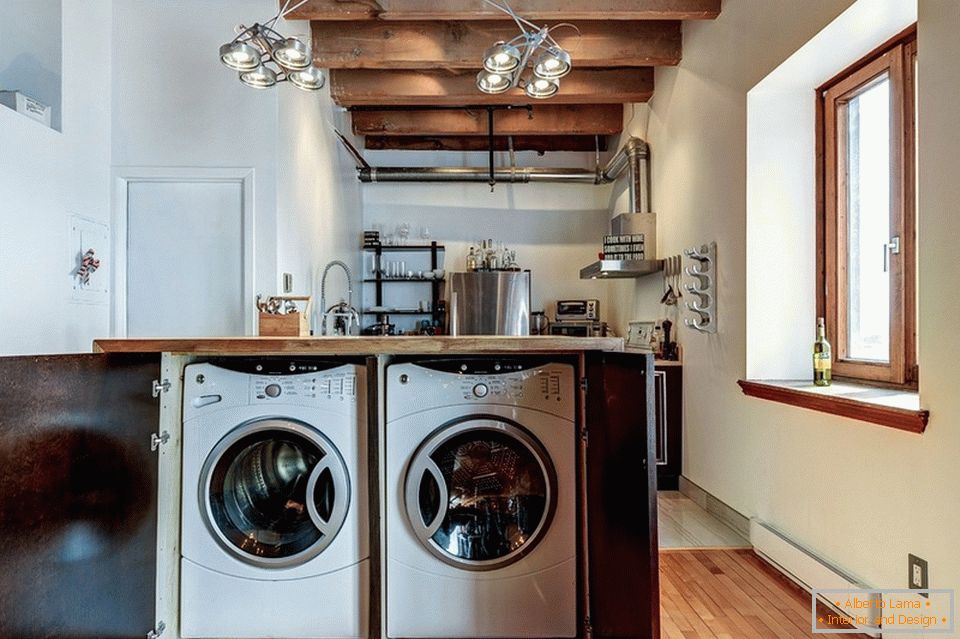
[658,491,750,549]
[659,549,872,639]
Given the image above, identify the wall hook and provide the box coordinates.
[682,241,717,334]
[684,317,713,333]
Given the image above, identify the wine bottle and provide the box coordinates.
[813,317,832,386]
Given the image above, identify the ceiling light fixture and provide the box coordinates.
[219,0,325,92]
[475,0,577,100]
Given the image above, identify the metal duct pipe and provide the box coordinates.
[337,132,650,214]
[358,166,599,184]
[599,136,649,214]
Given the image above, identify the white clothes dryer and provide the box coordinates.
[385,358,577,638]
[180,359,369,639]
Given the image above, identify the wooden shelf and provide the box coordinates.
[362,310,432,315]
[362,278,444,283]
[737,379,928,434]
[363,244,445,252]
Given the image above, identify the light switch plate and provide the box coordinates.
[282,272,293,294]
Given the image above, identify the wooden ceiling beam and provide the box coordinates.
[351,105,623,136]
[364,135,610,153]
[284,0,719,21]
[330,68,653,106]
[311,20,681,69]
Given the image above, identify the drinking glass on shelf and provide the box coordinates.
[397,222,410,246]
[420,225,431,242]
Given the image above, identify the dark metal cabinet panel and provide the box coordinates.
[0,353,161,639]
[654,365,683,491]
[584,352,659,639]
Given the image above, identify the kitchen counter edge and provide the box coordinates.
[93,336,625,355]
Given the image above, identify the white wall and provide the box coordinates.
[0,1,112,355]
[0,0,62,130]
[112,0,279,299]
[745,0,916,380]
[112,2,361,333]
[361,149,615,331]
[275,18,363,327]
[610,0,960,630]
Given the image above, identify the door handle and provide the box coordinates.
[883,236,901,273]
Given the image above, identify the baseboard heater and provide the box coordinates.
[750,519,882,637]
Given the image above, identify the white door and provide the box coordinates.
[125,181,247,337]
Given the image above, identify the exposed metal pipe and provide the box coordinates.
[358,166,599,184]
[334,132,650,213]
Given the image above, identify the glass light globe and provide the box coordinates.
[239,64,278,89]
[220,41,260,71]
[476,70,513,94]
[273,37,311,70]
[533,48,571,79]
[525,77,559,99]
[482,42,521,73]
[289,66,326,91]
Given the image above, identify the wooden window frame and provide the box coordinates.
[816,26,917,388]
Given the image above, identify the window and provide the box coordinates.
[817,27,917,386]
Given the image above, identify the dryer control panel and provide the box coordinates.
[183,361,361,420]
[250,371,357,403]
[388,359,575,420]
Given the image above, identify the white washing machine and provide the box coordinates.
[385,358,577,639]
[180,359,369,639]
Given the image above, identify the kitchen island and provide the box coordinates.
[0,335,656,639]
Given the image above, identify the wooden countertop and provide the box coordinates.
[93,335,625,355]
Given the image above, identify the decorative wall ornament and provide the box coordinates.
[76,249,101,286]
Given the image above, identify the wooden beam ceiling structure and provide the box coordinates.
[330,69,654,107]
[287,0,720,152]
[311,21,681,69]
[351,105,623,136]
[287,0,720,21]
[364,135,609,153]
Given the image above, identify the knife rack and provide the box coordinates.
[683,242,717,334]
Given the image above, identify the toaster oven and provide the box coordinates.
[555,299,599,322]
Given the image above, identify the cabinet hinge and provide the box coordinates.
[579,377,588,392]
[146,621,166,639]
[151,431,170,451]
[152,378,171,398]
[641,457,647,471]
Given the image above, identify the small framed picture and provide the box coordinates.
[626,321,657,352]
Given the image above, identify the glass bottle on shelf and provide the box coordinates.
[813,317,832,386]
[466,246,478,271]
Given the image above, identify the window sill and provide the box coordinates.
[737,379,928,434]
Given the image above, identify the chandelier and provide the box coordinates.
[476,0,576,100]
[218,0,324,91]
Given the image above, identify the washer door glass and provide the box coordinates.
[204,419,350,567]
[405,420,556,570]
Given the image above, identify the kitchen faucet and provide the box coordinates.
[318,260,360,336]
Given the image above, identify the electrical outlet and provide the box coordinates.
[908,554,928,597]
[282,272,293,294]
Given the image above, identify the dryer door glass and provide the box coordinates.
[406,421,555,570]
[204,419,350,568]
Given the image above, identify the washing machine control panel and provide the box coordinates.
[455,368,567,403]
[250,371,357,404]
[389,360,575,418]
[183,362,361,419]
